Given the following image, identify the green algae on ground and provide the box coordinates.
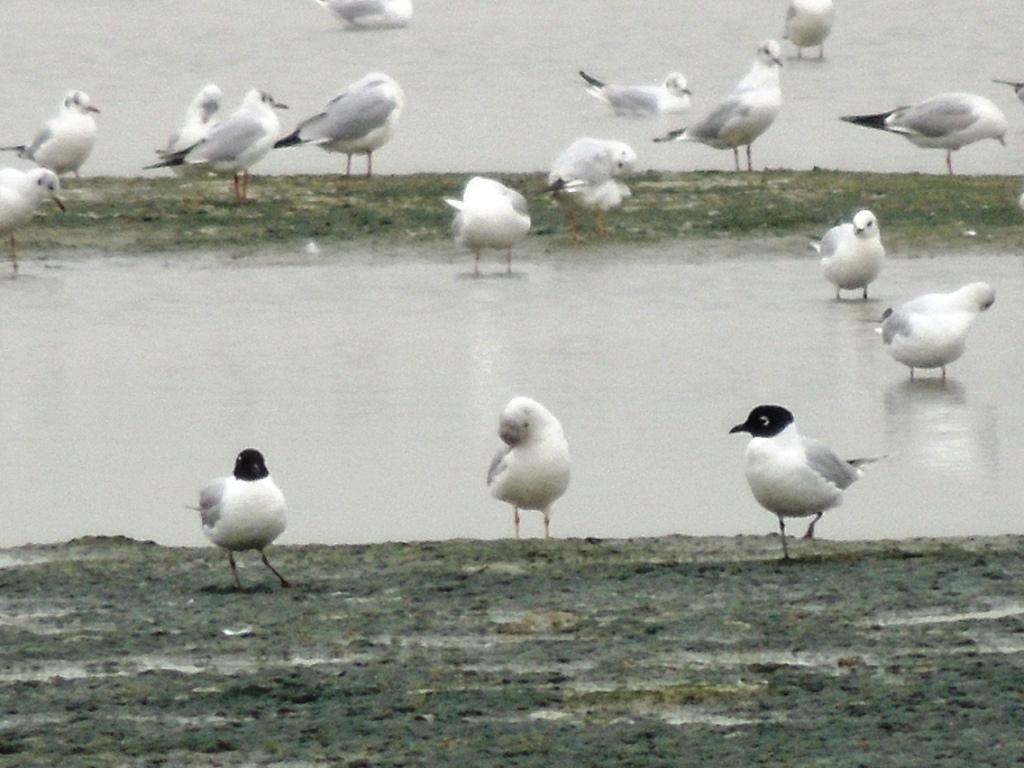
[2,535,1024,766]
[14,170,1024,256]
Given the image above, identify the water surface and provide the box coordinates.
[1,245,1019,546]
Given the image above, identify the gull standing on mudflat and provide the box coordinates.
[546,137,636,239]
[313,0,412,28]
[654,40,782,171]
[275,73,404,177]
[578,70,692,117]
[155,84,223,175]
[1,91,99,177]
[813,209,884,299]
[840,93,1007,175]
[730,405,881,559]
[487,397,571,539]
[195,449,290,589]
[445,176,530,275]
[0,167,65,273]
[879,282,995,379]
[992,79,1024,105]
[145,89,287,202]
[783,0,835,59]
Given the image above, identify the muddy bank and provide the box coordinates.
[1,535,1024,766]
[14,171,1024,257]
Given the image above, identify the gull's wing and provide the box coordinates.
[804,439,860,490]
[891,96,978,138]
[487,446,510,486]
[188,115,265,164]
[198,478,227,527]
[298,84,398,144]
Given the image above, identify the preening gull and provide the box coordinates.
[1,91,99,177]
[146,89,288,201]
[783,0,835,59]
[156,83,223,176]
[275,73,404,177]
[730,405,881,559]
[840,93,1007,175]
[314,0,412,29]
[879,282,995,379]
[0,167,65,273]
[445,176,530,275]
[654,40,782,171]
[487,397,571,539]
[578,70,691,117]
[813,209,884,299]
[546,137,636,239]
[195,449,290,589]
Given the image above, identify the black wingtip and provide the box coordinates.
[578,70,605,88]
[839,111,893,130]
[0,144,26,154]
[653,127,686,143]
[273,131,303,149]
[544,177,567,194]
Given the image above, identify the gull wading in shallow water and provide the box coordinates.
[487,397,571,539]
[1,91,100,177]
[313,0,412,29]
[156,83,223,176]
[546,138,636,240]
[813,209,884,299]
[0,167,65,273]
[878,282,995,379]
[195,449,290,589]
[445,176,530,275]
[783,0,835,60]
[654,40,782,171]
[840,93,1007,175]
[275,73,404,177]
[145,89,288,202]
[730,405,881,560]
[578,70,692,117]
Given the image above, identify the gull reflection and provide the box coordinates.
[883,379,999,476]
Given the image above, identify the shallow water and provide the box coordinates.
[1,0,1022,177]
[0,245,1020,546]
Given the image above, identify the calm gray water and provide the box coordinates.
[0,0,1022,177]
[1,246,1020,547]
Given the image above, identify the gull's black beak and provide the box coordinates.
[729,423,748,435]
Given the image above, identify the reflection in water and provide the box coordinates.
[883,379,999,476]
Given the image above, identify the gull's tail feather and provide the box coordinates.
[144,153,186,170]
[444,198,464,211]
[0,144,26,155]
[578,70,605,89]
[653,127,687,143]
[807,237,822,254]
[847,454,889,470]
[544,177,585,194]
[840,111,895,131]
[274,129,304,149]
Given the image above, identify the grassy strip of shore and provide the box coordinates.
[2,535,1024,766]
[16,170,1024,256]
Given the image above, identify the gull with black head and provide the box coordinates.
[194,449,290,589]
[730,405,881,559]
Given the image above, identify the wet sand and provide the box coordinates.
[2,535,1024,766]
